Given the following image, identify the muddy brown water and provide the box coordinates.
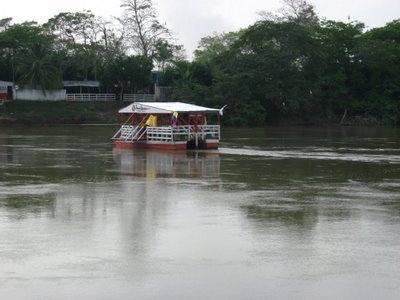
[1,126,400,299]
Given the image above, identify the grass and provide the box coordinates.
[1,100,127,125]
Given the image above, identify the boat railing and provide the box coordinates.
[197,125,220,140]
[172,125,193,140]
[113,124,220,143]
[172,125,220,141]
[147,127,173,141]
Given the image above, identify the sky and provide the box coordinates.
[2,0,400,57]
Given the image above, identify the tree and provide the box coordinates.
[96,16,127,60]
[0,18,12,32]
[194,31,241,63]
[153,39,185,71]
[209,20,324,122]
[258,0,319,26]
[355,20,400,124]
[315,21,365,119]
[44,11,100,46]
[99,54,153,97]
[0,18,14,80]
[17,41,61,90]
[0,21,52,83]
[120,0,174,58]
[44,11,110,80]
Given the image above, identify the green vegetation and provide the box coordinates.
[162,2,400,126]
[1,101,125,124]
[0,0,399,126]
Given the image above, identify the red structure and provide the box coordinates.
[0,81,13,100]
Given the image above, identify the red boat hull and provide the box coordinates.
[114,139,219,150]
[198,139,219,149]
[114,140,188,150]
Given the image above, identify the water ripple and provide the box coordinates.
[219,147,400,164]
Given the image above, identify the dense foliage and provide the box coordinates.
[164,18,400,125]
[160,1,400,126]
[0,0,399,125]
[0,1,183,94]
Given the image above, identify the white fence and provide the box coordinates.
[66,93,156,102]
[123,94,155,102]
[66,93,116,101]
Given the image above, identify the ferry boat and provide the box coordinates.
[112,102,225,150]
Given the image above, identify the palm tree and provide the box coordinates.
[18,41,61,91]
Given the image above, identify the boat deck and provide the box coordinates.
[113,125,220,150]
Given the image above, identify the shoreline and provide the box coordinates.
[0,100,126,126]
[0,100,384,127]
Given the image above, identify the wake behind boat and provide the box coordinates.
[112,102,225,150]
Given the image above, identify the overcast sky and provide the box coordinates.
[2,0,399,57]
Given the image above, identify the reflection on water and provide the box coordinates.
[5,193,55,209]
[113,148,220,178]
[1,126,400,299]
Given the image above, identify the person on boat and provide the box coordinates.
[145,115,158,127]
[137,114,157,137]
[171,112,178,126]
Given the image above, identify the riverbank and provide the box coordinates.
[0,100,383,127]
[0,100,127,125]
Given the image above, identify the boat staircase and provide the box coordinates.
[112,125,147,142]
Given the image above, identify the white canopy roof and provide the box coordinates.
[119,102,220,114]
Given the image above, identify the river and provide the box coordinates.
[1,126,400,299]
